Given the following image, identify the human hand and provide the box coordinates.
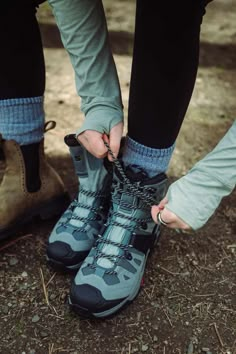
[77,121,123,161]
[151,197,191,231]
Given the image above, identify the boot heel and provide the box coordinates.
[39,193,71,220]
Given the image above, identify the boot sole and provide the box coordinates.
[46,256,83,273]
[0,192,71,241]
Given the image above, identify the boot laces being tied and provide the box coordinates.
[69,139,168,318]
[89,141,158,271]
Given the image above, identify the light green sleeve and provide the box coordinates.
[47,0,123,134]
[165,120,236,230]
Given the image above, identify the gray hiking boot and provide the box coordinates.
[68,164,168,318]
[46,134,112,271]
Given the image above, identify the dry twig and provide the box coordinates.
[163,309,173,328]
[40,267,49,306]
[212,322,224,348]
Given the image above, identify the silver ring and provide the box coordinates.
[157,211,169,226]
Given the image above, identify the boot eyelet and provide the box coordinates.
[141,222,147,230]
[125,251,132,261]
[148,188,156,194]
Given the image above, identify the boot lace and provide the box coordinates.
[61,188,108,233]
[87,140,162,274]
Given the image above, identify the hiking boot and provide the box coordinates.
[0,138,70,241]
[46,134,112,271]
[68,164,168,318]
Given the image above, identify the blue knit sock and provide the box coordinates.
[0,96,45,145]
[122,136,175,177]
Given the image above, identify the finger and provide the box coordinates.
[78,131,107,158]
[102,134,115,161]
[151,198,168,223]
[108,122,123,162]
[151,205,162,223]
[160,208,191,230]
[151,206,179,227]
[160,208,179,225]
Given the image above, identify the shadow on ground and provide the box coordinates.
[40,22,236,70]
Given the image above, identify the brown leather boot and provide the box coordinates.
[0,138,70,240]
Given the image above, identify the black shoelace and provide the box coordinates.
[103,140,157,207]
[86,140,159,274]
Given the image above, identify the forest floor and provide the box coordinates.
[0,1,235,353]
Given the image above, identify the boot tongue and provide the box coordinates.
[69,192,94,228]
[124,165,168,186]
[96,165,148,270]
[125,164,148,182]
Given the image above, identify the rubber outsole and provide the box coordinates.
[67,287,142,320]
[46,256,82,273]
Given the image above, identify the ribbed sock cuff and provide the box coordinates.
[122,136,175,177]
[0,96,45,145]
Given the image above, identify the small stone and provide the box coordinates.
[40,331,48,338]
[153,335,158,342]
[141,344,149,352]
[1,305,9,315]
[9,258,18,266]
[192,260,198,266]
[20,284,28,290]
[29,350,36,354]
[32,315,40,323]
[49,293,57,300]
[21,271,28,278]
[187,341,194,354]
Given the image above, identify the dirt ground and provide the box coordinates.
[0,1,236,353]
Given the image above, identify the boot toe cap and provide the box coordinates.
[69,283,127,315]
[47,241,88,269]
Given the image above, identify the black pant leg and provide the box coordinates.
[0,1,45,99]
[127,0,208,148]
